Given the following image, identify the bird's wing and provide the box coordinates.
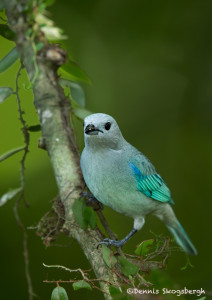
[129,162,174,204]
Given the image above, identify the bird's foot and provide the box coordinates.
[97,238,126,248]
[82,192,103,211]
[97,228,138,249]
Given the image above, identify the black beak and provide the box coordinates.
[85,124,103,135]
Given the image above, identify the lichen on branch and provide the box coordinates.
[3,0,119,298]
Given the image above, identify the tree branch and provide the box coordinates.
[4,1,119,298]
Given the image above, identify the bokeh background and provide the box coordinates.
[0,0,212,299]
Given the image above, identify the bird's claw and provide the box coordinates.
[97,238,124,249]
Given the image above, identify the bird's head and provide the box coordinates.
[83,113,124,149]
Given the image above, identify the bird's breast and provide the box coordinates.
[80,148,157,218]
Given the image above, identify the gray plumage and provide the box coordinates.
[80,113,197,255]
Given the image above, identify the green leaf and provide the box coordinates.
[0,187,22,207]
[59,79,85,107]
[118,257,139,277]
[36,42,44,51]
[38,3,46,13]
[28,124,41,132]
[73,108,92,120]
[0,47,19,74]
[69,82,85,107]
[197,297,206,300]
[0,24,15,41]
[0,87,14,103]
[83,207,96,229]
[59,78,69,89]
[72,199,97,230]
[109,286,122,296]
[72,280,92,291]
[0,146,25,162]
[72,199,88,230]
[26,28,33,37]
[102,244,117,268]
[59,61,91,84]
[135,239,154,256]
[51,286,69,300]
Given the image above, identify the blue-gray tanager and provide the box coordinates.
[80,113,197,255]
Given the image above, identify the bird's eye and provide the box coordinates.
[105,122,111,130]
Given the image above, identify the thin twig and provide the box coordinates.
[43,263,114,286]
[43,264,113,296]
[82,192,124,256]
[43,263,90,281]
[13,63,34,300]
[96,210,117,240]
[96,210,124,257]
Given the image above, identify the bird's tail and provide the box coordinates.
[167,221,197,255]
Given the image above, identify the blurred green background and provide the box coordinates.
[0,0,212,299]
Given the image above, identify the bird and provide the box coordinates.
[80,113,197,255]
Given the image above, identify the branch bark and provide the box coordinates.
[4,1,119,298]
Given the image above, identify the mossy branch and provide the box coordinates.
[4,1,119,298]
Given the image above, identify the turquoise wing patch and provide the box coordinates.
[129,162,174,204]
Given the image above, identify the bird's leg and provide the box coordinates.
[82,191,104,211]
[97,228,137,248]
